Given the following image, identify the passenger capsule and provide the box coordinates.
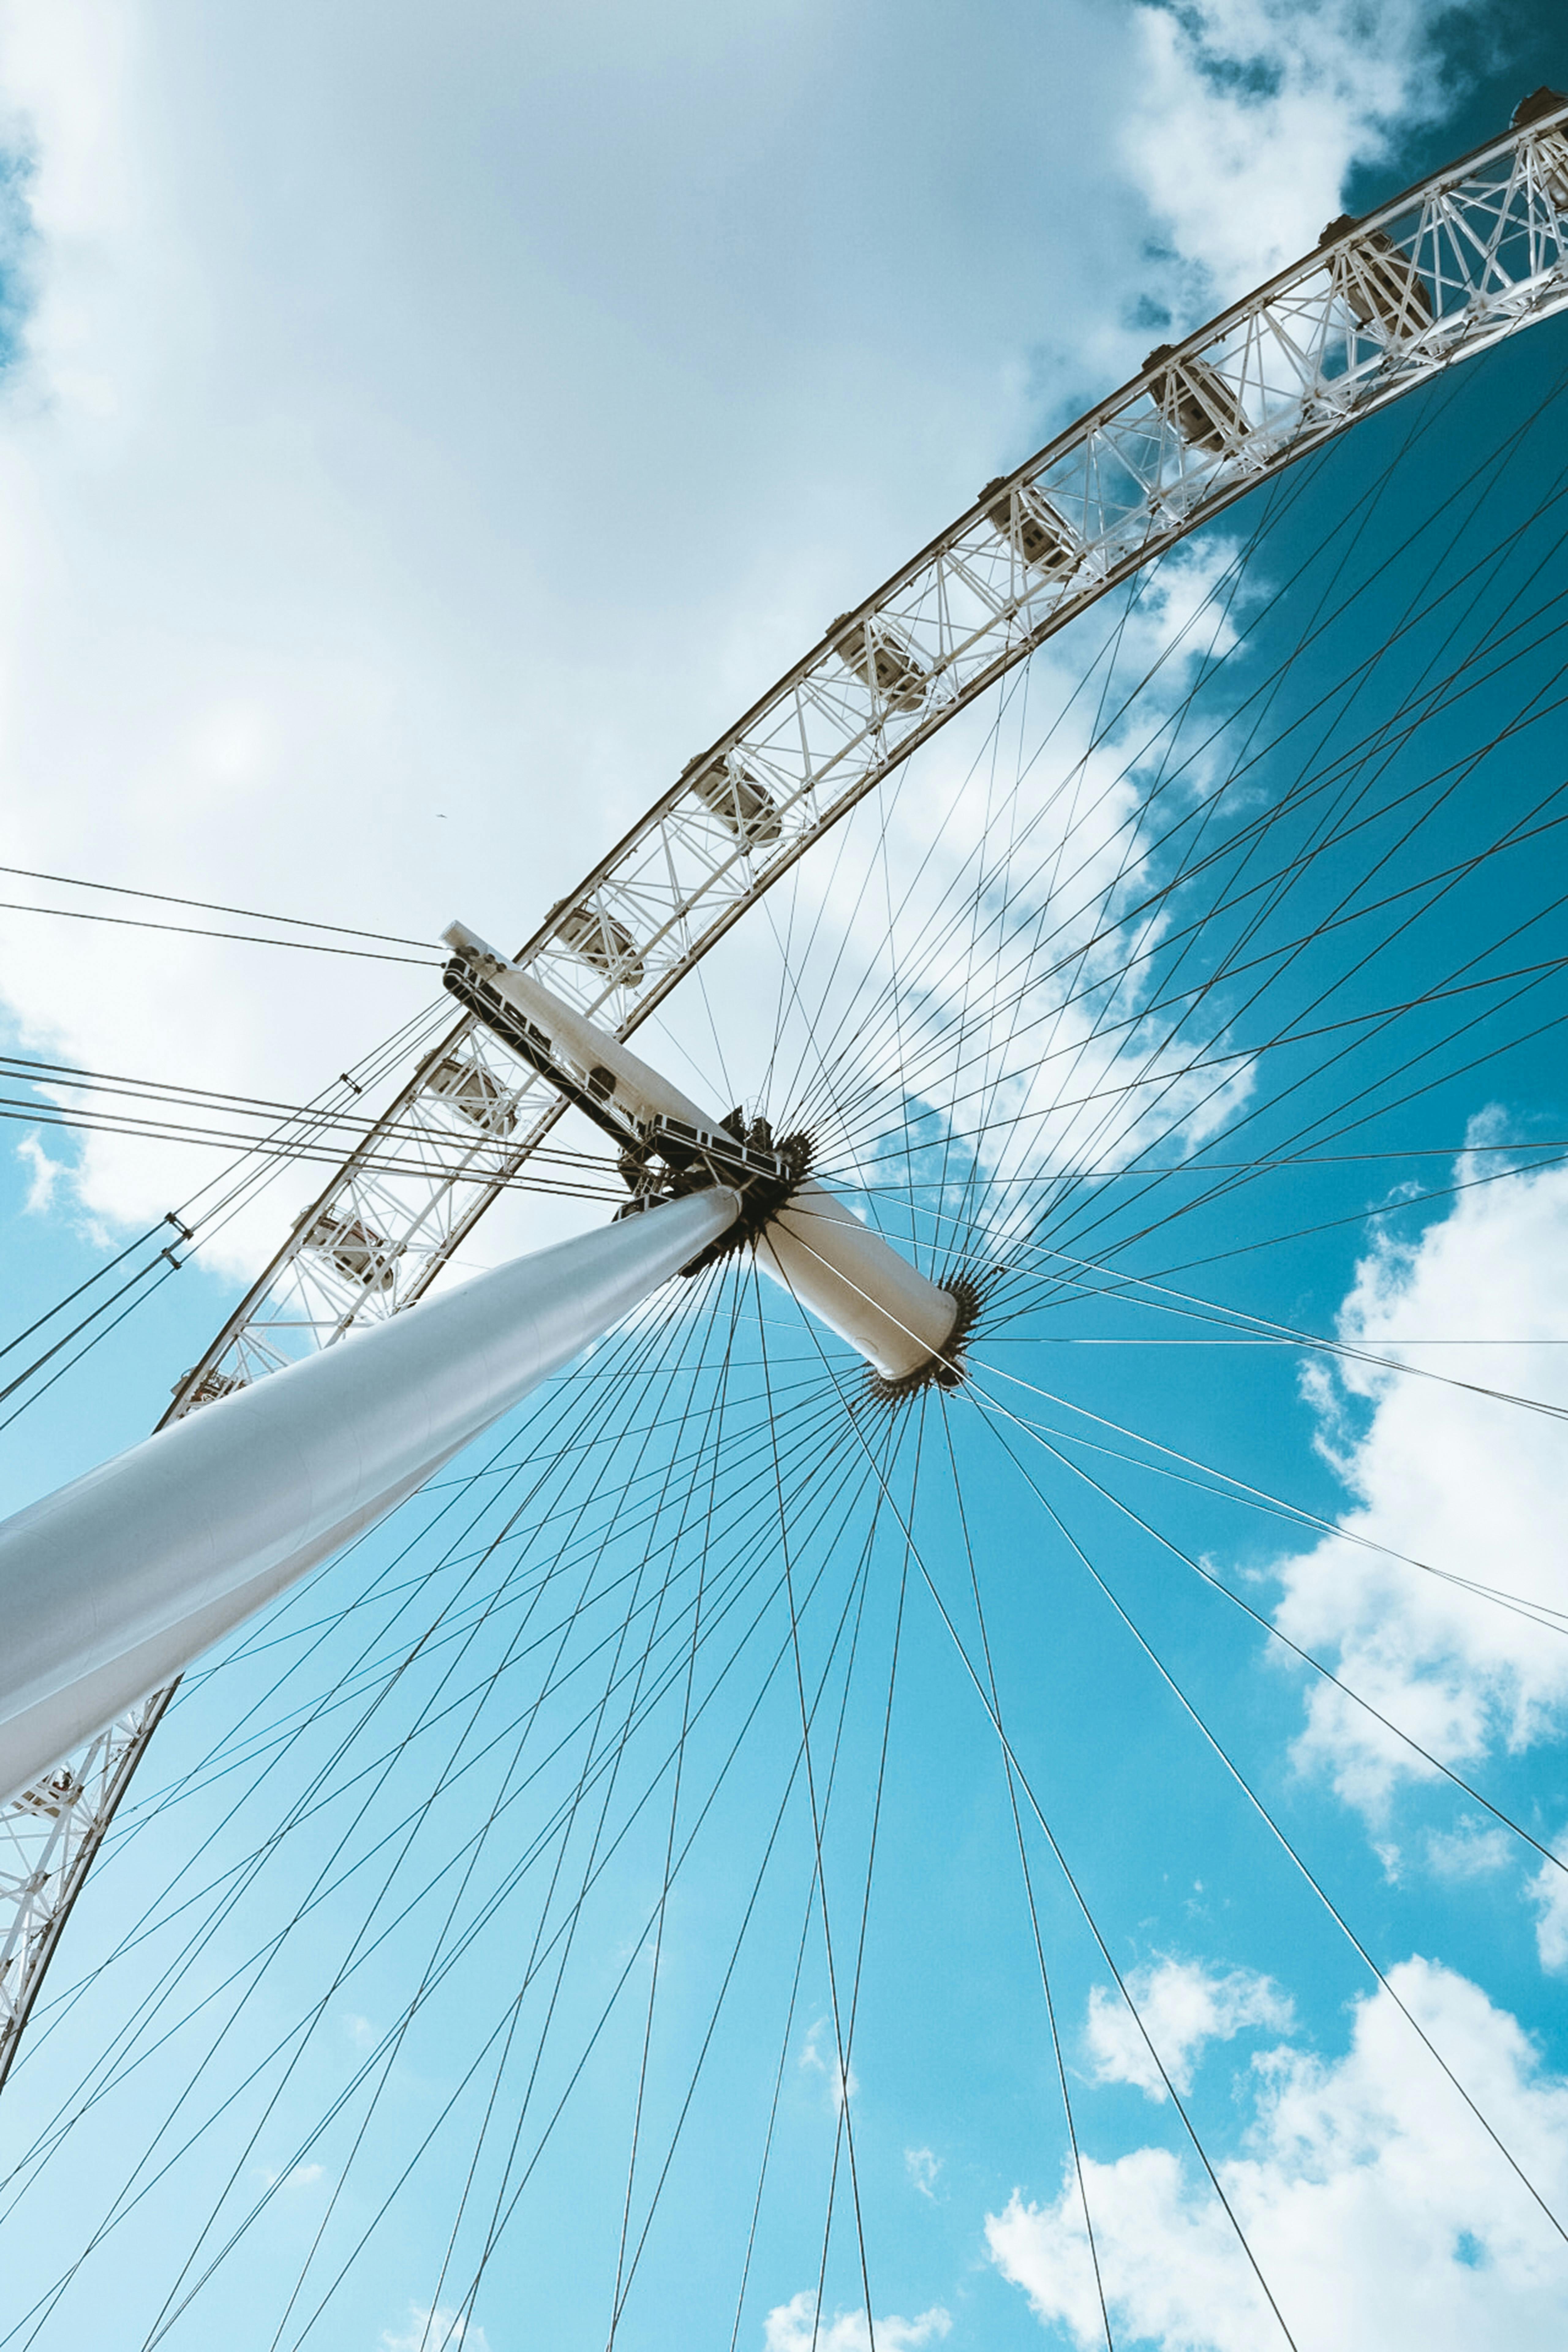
[1143,345,1249,453]
[829,613,929,710]
[978,477,1080,575]
[176,1366,245,1408]
[1319,215,1432,341]
[549,900,646,986]
[13,1768,84,1821]
[425,1053,517,1134]
[684,753,783,844]
[1512,84,1567,128]
[1512,86,1568,213]
[309,1212,400,1292]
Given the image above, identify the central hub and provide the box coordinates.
[441,922,972,1389]
[614,1111,813,1276]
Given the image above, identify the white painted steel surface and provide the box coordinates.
[756,1184,959,1381]
[0,1188,739,1805]
[450,925,959,1380]
[443,924,714,1128]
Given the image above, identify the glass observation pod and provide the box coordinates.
[308,1210,401,1292]
[1514,84,1568,211]
[828,612,929,710]
[1319,213,1433,341]
[1143,342,1250,453]
[548,899,646,987]
[424,1052,518,1134]
[682,752,784,845]
[977,475,1081,576]
[175,1366,244,1407]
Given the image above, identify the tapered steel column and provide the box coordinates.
[0,1186,739,1805]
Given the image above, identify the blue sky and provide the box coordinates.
[2,5,1568,2350]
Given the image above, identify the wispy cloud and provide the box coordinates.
[1121,0,1478,312]
[763,2291,949,2352]
[253,2161,326,2191]
[799,2017,858,2112]
[0,120,36,375]
[0,0,1484,1279]
[991,1958,1568,2347]
[379,2306,489,2352]
[1426,1816,1512,1883]
[1529,1831,1568,1974]
[15,1129,67,1214]
[1273,1143,1568,1817]
[1085,1955,1293,2101]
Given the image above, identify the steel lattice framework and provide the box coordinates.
[5,101,1568,2086]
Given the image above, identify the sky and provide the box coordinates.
[2,4,1568,2350]
[0,0,1543,1283]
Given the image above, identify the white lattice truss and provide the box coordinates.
[5,106,1568,2084]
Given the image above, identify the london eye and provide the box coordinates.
[2,81,1568,2352]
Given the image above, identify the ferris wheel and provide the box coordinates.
[2,92,1568,2352]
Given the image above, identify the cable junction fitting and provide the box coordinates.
[441,920,975,1390]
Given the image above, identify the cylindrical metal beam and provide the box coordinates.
[756,1181,959,1381]
[442,923,712,1130]
[445,925,960,1382]
[0,1186,739,1805]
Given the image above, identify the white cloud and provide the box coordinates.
[990,2146,1261,2352]
[725,526,1297,1315]
[253,2159,326,2190]
[799,2016,858,2112]
[0,0,1487,1294]
[15,1126,66,1212]
[905,2143,942,2200]
[1120,0,1474,312]
[1086,1956,1293,2101]
[762,2291,949,2352]
[1425,1817,1512,1883]
[1528,1833,1568,1975]
[990,1958,1568,2351]
[380,2305,489,2352]
[1271,1145,1568,1814]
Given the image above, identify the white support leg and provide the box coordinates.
[0,1186,739,1805]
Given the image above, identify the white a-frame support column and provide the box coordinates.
[0,1186,739,1807]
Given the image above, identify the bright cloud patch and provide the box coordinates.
[1271,1144,1568,1814]
[1086,1957,1292,2100]
[990,1958,1568,2350]
[1122,0,1476,307]
[1425,1817,1513,1883]
[799,2016,858,2111]
[762,2292,950,2352]
[773,538,1259,1271]
[1529,1834,1568,1975]
[0,0,1478,1286]
[380,2308,489,2352]
[254,2160,325,2191]
[15,1129,67,1214]
[0,130,35,371]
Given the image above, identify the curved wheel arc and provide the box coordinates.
[2,94,1567,2091]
